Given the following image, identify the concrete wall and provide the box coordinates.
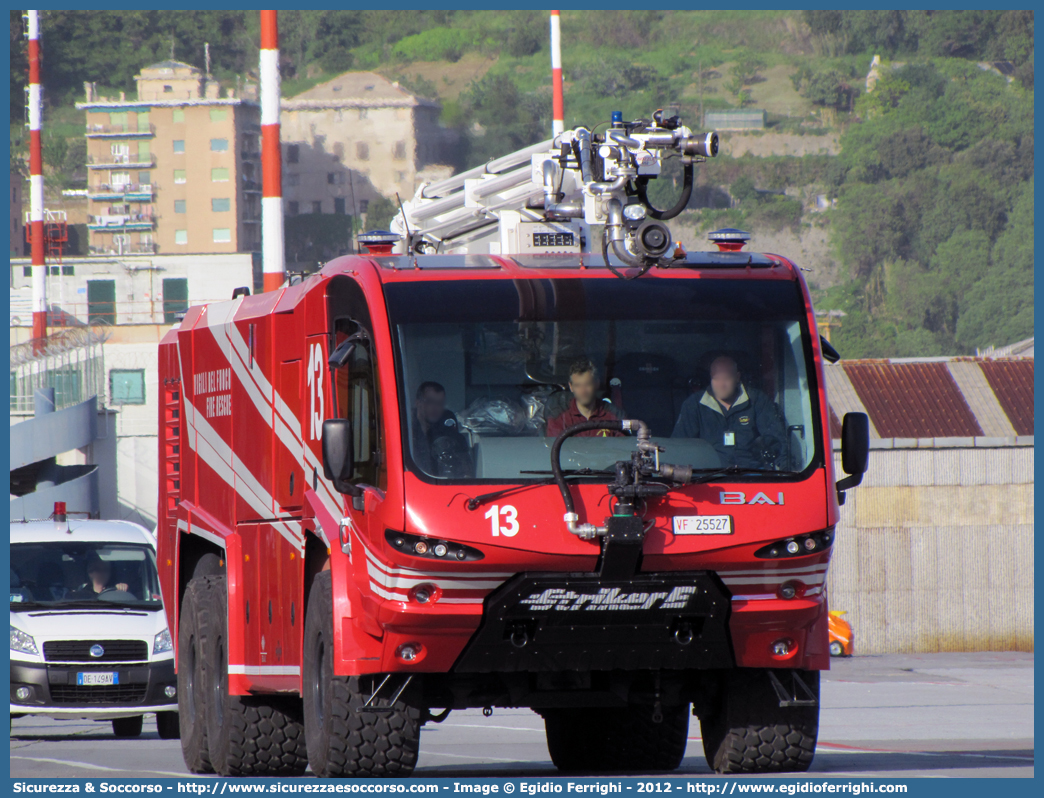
[827,442,1034,654]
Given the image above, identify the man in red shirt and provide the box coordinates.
[546,359,625,438]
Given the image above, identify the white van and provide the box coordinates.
[10,513,179,738]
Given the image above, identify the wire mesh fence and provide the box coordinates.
[10,325,110,414]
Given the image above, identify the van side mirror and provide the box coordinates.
[836,412,869,505]
[321,419,356,494]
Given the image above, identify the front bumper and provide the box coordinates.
[11,658,177,719]
[454,570,733,673]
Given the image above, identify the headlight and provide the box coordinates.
[11,627,39,656]
[153,628,173,655]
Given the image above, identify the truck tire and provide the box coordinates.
[303,572,420,777]
[112,715,143,738]
[544,705,689,773]
[200,575,308,777]
[700,669,819,774]
[156,712,180,740]
[177,577,213,773]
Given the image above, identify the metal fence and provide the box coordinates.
[10,326,109,414]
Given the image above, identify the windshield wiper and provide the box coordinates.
[690,465,796,484]
[466,470,611,510]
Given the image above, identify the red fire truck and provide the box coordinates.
[157,110,869,777]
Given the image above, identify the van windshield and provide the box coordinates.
[384,277,821,483]
[10,542,162,609]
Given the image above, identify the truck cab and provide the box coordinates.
[10,510,179,739]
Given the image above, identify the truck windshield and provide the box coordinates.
[10,542,162,609]
[385,277,821,483]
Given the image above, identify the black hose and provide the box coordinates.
[601,228,652,280]
[637,162,693,221]
[550,419,626,515]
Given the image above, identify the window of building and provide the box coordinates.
[173,140,185,153]
[48,265,74,276]
[174,170,186,184]
[175,230,188,245]
[173,109,185,123]
[359,199,369,214]
[356,142,369,161]
[87,279,116,325]
[112,172,131,188]
[393,141,407,160]
[110,369,146,405]
[174,200,186,214]
[288,201,299,216]
[137,141,150,160]
[358,108,368,120]
[109,111,128,130]
[137,111,149,129]
[162,277,189,324]
[286,144,299,164]
[312,201,322,214]
[213,228,232,243]
[286,174,300,187]
[211,168,230,182]
[396,171,407,183]
[210,108,228,122]
[210,138,229,152]
[163,85,173,93]
[327,173,336,185]
[334,197,346,215]
[138,171,151,186]
[212,198,230,212]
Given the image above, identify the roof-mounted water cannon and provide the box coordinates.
[392,108,719,272]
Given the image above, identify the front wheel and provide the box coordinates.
[544,705,689,773]
[112,715,143,738]
[303,571,420,777]
[156,711,180,739]
[700,668,819,774]
[829,641,844,657]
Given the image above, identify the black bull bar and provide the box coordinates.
[453,570,734,673]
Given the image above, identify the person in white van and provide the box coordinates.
[69,557,130,598]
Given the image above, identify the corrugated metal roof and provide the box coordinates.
[843,361,983,439]
[979,360,1034,436]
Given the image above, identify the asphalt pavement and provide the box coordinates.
[10,651,1033,779]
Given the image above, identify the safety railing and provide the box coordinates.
[10,326,109,414]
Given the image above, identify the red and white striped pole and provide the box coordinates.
[550,10,564,137]
[27,10,47,345]
[260,10,284,293]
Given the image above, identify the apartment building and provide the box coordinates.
[280,71,458,217]
[77,60,261,256]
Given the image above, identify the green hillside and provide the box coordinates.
[9,10,1034,356]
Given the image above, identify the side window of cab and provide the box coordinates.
[327,277,385,489]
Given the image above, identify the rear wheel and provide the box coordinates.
[177,577,213,773]
[112,715,143,738]
[829,641,844,657]
[700,668,819,774]
[156,711,180,740]
[303,571,420,777]
[543,704,689,773]
[201,575,308,777]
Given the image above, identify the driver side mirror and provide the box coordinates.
[836,412,869,505]
[321,419,356,494]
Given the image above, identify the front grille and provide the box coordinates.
[50,683,149,705]
[43,640,149,663]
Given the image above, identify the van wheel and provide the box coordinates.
[177,577,213,773]
[201,576,308,777]
[543,705,689,772]
[303,571,420,777]
[700,669,818,773]
[156,711,180,739]
[829,641,844,657]
[112,715,144,738]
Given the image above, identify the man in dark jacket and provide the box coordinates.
[671,355,786,468]
[411,381,471,477]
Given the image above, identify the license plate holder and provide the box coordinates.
[77,672,118,686]
[673,515,733,535]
